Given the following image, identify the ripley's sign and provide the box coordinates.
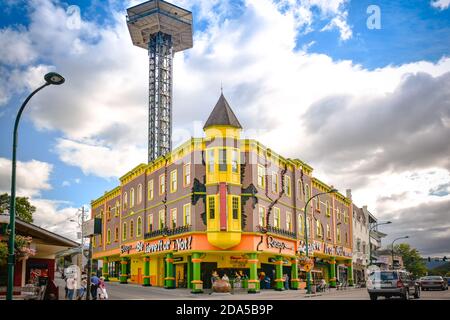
[120,236,192,255]
[266,236,294,253]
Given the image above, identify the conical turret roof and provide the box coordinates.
[203,94,242,129]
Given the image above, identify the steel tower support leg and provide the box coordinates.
[148,32,173,163]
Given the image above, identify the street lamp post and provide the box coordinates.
[368,221,391,266]
[303,188,337,294]
[6,72,65,300]
[391,236,409,270]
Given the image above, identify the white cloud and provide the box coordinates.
[32,198,82,242]
[55,138,146,179]
[0,157,53,197]
[431,0,450,10]
[0,27,37,65]
[62,180,70,187]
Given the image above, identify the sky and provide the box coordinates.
[0,0,449,257]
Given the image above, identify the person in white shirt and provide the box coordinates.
[66,277,77,300]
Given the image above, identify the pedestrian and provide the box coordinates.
[91,273,100,300]
[263,274,271,289]
[234,271,242,289]
[77,272,87,300]
[222,273,229,282]
[98,276,108,300]
[66,277,76,300]
[284,273,289,290]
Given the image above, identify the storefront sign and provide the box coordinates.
[267,236,294,253]
[324,245,335,255]
[297,240,322,255]
[230,256,247,267]
[335,246,352,258]
[144,236,192,254]
[121,244,133,254]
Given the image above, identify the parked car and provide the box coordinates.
[367,270,420,300]
[420,276,448,291]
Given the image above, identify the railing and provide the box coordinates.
[256,225,297,239]
[144,225,191,240]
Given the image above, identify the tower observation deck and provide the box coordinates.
[126,0,193,162]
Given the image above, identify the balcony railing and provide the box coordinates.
[256,225,296,239]
[144,225,191,240]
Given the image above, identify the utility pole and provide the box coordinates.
[79,206,85,270]
[86,235,92,301]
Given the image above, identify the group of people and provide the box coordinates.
[258,272,290,290]
[64,272,108,300]
[210,270,248,289]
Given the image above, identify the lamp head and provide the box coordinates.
[44,72,65,85]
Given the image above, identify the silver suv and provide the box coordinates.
[367,270,420,300]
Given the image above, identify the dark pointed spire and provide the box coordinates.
[203,94,243,130]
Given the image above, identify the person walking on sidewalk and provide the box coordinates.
[90,274,100,300]
[98,276,108,300]
[66,277,77,300]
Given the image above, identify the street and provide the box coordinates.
[60,279,450,300]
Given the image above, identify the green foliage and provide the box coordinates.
[0,242,7,266]
[0,234,34,265]
[430,262,450,276]
[0,193,35,223]
[394,243,427,277]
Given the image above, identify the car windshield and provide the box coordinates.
[369,271,397,281]
[422,276,442,280]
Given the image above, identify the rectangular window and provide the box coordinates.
[114,227,119,241]
[122,223,127,241]
[183,164,191,187]
[159,210,165,229]
[219,148,227,172]
[170,208,177,229]
[274,207,281,228]
[170,170,177,193]
[257,165,266,188]
[208,196,215,219]
[258,206,266,227]
[326,202,331,217]
[183,204,191,226]
[271,173,278,193]
[159,174,165,195]
[232,196,239,219]
[207,149,215,173]
[107,229,111,244]
[148,214,153,232]
[327,224,331,239]
[337,228,341,243]
[286,212,292,231]
[231,150,239,173]
[148,180,154,200]
[92,237,96,248]
[344,210,348,224]
[284,176,291,197]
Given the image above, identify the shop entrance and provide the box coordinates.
[201,262,218,289]
[175,263,187,288]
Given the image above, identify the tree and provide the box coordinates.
[0,193,35,223]
[394,243,427,277]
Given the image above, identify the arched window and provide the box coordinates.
[123,222,127,240]
[115,201,120,216]
[316,220,322,237]
[123,192,128,210]
[130,219,134,238]
[137,217,142,237]
[315,196,320,210]
[326,201,330,217]
[130,188,135,208]
[137,184,142,204]
[107,229,111,244]
[298,214,304,234]
[114,227,119,241]
[305,185,310,201]
[297,180,303,200]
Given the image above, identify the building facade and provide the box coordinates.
[90,95,355,292]
[352,205,369,285]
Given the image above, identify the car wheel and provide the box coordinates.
[369,293,377,301]
[414,288,420,299]
[402,290,409,300]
